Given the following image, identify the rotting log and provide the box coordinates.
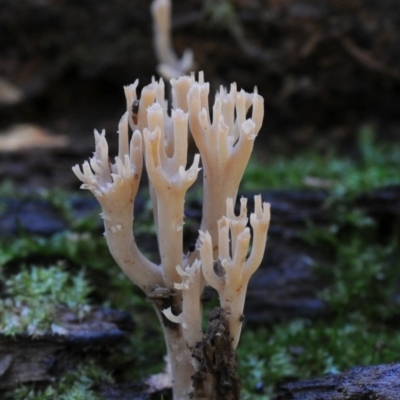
[277,362,400,400]
[0,307,134,389]
[98,382,171,400]
[1,185,400,325]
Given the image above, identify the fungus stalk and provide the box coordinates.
[73,72,269,400]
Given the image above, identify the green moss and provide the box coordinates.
[0,230,113,270]
[243,126,400,196]
[5,359,113,400]
[315,236,398,319]
[2,127,400,398]
[235,128,400,398]
[0,264,113,399]
[0,265,91,336]
[239,317,400,399]
[42,189,101,232]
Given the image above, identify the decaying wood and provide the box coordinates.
[98,361,400,399]
[98,382,171,400]
[191,307,241,400]
[277,362,400,400]
[1,185,400,326]
[245,240,327,324]
[0,307,134,389]
[1,185,400,396]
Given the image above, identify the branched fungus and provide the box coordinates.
[73,72,269,400]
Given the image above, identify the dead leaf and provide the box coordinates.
[0,124,68,152]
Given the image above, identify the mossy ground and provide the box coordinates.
[2,126,400,399]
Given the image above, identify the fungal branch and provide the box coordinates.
[73,72,270,400]
[143,103,201,287]
[200,195,270,349]
[151,0,195,80]
[72,114,163,294]
[188,80,264,258]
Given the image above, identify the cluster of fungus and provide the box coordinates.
[73,72,270,400]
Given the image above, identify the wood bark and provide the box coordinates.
[277,362,400,400]
[0,307,134,389]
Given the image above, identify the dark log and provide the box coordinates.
[0,307,134,389]
[245,241,327,324]
[98,382,171,400]
[2,185,399,237]
[98,362,400,400]
[277,362,400,400]
[2,185,400,325]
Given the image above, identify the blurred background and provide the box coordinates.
[1,2,400,398]
[1,0,400,190]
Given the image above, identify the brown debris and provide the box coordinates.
[0,124,68,152]
[191,307,241,400]
[147,285,179,330]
